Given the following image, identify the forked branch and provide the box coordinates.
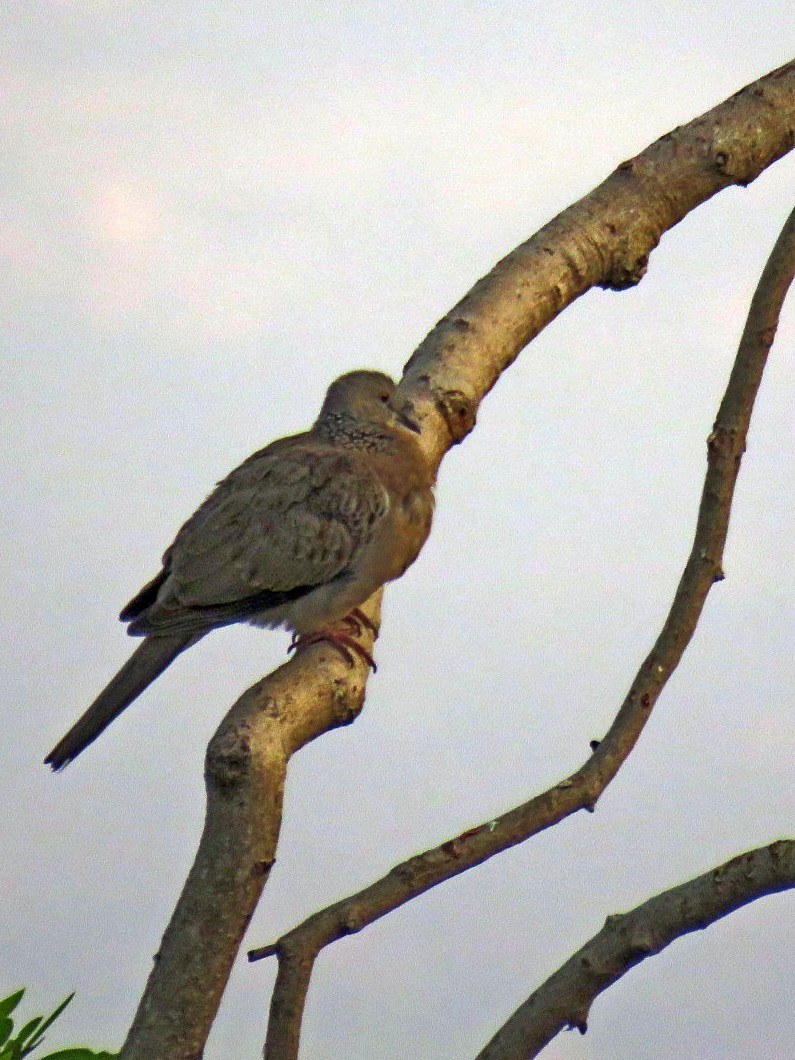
[252,201,795,1058]
[118,60,795,1060]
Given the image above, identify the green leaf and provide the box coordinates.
[39,1051,119,1059]
[0,991,114,1060]
[14,1016,42,1055]
[23,995,75,1054]
[0,1017,14,1047]
[0,994,24,1024]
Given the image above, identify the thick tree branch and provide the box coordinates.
[119,598,381,1060]
[476,841,795,1060]
[399,59,795,466]
[251,201,795,1058]
[119,59,795,1060]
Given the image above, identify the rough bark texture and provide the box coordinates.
[120,598,380,1060]
[400,59,795,470]
[118,59,795,1060]
[251,183,795,1060]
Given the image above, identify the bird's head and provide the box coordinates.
[317,370,422,436]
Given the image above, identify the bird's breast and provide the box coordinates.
[372,484,434,583]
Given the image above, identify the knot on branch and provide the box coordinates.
[713,147,757,187]
[621,926,656,961]
[597,217,657,291]
[600,251,650,290]
[435,386,477,444]
[206,717,283,788]
[329,679,367,726]
[206,725,254,786]
[566,1010,589,1036]
[711,106,794,187]
[339,908,366,935]
[706,424,741,460]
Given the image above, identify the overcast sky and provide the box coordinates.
[3,4,795,1058]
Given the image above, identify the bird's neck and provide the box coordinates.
[314,412,395,452]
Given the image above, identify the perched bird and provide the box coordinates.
[45,370,435,770]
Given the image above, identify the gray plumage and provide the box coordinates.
[46,371,434,770]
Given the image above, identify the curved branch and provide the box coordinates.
[251,202,795,1058]
[119,597,382,1060]
[399,59,795,466]
[476,840,795,1060]
[118,59,795,1060]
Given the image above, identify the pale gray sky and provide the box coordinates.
[3,3,795,1058]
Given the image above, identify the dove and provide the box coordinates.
[45,370,434,770]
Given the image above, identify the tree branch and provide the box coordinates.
[119,598,382,1060]
[475,840,795,1060]
[118,59,795,1060]
[250,195,795,1058]
[399,59,795,466]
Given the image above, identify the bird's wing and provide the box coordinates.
[164,442,390,609]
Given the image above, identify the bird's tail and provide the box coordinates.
[45,632,202,770]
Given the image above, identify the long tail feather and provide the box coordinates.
[45,633,202,770]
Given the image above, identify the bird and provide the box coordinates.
[45,370,435,770]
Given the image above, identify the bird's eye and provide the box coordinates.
[379,392,390,403]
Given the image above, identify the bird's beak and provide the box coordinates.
[394,402,422,434]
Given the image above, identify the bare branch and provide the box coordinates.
[475,841,795,1060]
[118,59,795,1060]
[119,597,381,1060]
[251,195,795,1059]
[398,59,795,469]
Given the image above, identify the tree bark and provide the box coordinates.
[251,199,795,1058]
[118,59,795,1059]
[476,842,795,1060]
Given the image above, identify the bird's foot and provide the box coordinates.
[342,608,379,637]
[288,627,377,672]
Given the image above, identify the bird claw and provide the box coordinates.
[288,626,377,672]
[342,608,379,637]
